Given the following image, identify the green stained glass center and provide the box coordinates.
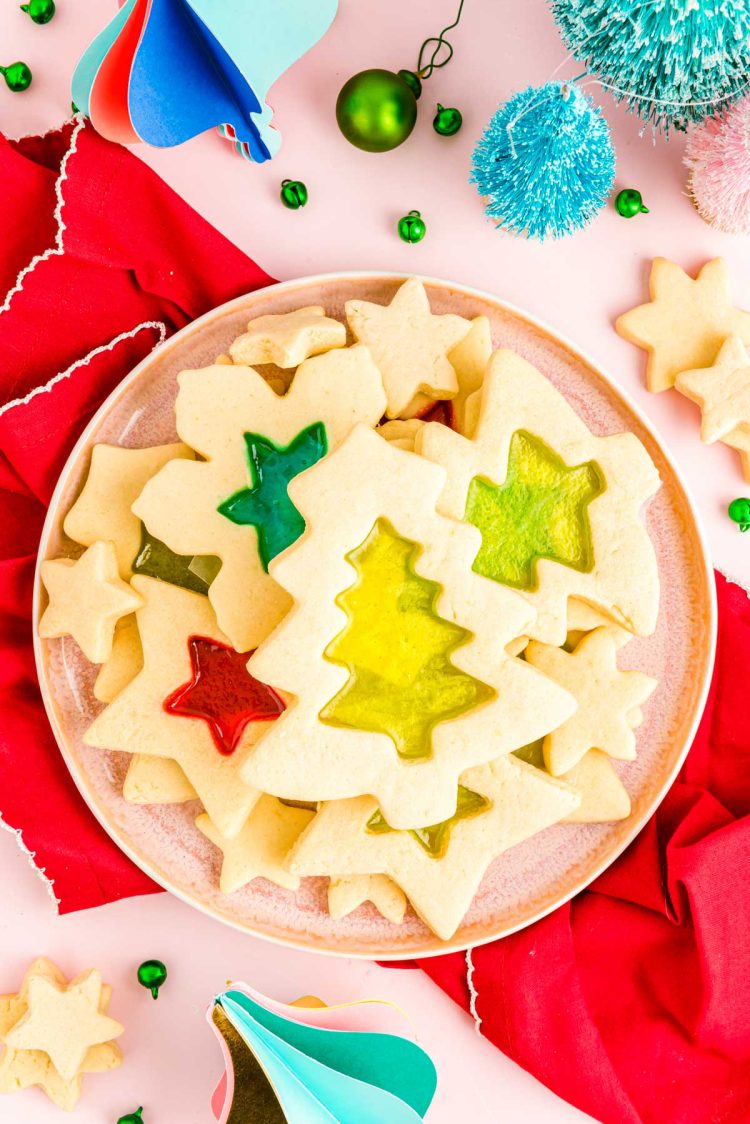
[217,422,328,571]
[319,517,495,760]
[465,430,605,592]
[366,785,491,858]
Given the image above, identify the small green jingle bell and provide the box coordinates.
[117,1109,143,1124]
[137,959,167,1000]
[397,69,422,100]
[728,497,750,531]
[1,62,32,92]
[398,210,426,244]
[433,103,462,136]
[615,188,649,218]
[21,0,56,24]
[280,179,308,209]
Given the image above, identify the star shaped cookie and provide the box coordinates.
[0,960,121,1111]
[289,756,580,940]
[93,613,143,703]
[245,424,576,830]
[615,257,750,393]
[133,346,387,651]
[64,442,194,577]
[525,627,657,775]
[196,797,314,893]
[3,965,123,1084]
[229,306,347,368]
[123,755,197,804]
[84,577,268,838]
[562,750,631,823]
[328,876,407,925]
[447,316,493,434]
[675,334,750,445]
[39,541,144,663]
[416,349,661,645]
[723,424,750,482]
[345,278,471,418]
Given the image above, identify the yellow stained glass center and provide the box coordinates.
[366,785,491,859]
[319,517,495,759]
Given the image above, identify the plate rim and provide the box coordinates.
[32,270,718,959]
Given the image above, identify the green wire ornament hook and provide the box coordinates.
[417,0,465,80]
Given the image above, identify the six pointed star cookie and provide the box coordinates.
[289,756,580,940]
[196,796,314,893]
[615,257,750,393]
[245,424,576,829]
[417,349,661,645]
[64,442,194,577]
[133,346,387,651]
[328,875,407,924]
[525,627,657,775]
[675,334,750,444]
[230,306,347,368]
[84,577,267,838]
[3,968,123,1083]
[39,541,145,663]
[345,277,471,418]
[0,959,122,1111]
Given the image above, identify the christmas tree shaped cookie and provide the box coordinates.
[616,257,750,392]
[133,346,387,651]
[345,278,471,418]
[289,757,580,940]
[245,424,576,829]
[417,349,661,645]
[84,577,277,838]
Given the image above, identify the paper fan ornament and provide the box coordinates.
[72,0,338,162]
[208,983,437,1123]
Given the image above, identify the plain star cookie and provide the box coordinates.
[675,335,750,480]
[123,755,197,804]
[93,613,142,703]
[447,316,493,434]
[328,876,407,925]
[289,756,580,941]
[63,442,194,577]
[525,627,657,775]
[0,959,122,1112]
[196,797,314,894]
[615,257,750,393]
[416,349,661,645]
[245,424,576,829]
[39,541,144,663]
[133,346,387,651]
[230,306,347,368]
[84,577,275,837]
[345,278,471,418]
[3,966,123,1084]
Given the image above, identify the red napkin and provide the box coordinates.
[0,119,272,910]
[2,120,749,1124]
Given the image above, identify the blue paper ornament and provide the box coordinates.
[550,0,750,130]
[470,81,615,240]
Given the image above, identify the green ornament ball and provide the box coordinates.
[137,959,167,1000]
[728,497,750,531]
[398,210,426,244]
[433,103,462,136]
[397,69,422,100]
[280,179,308,209]
[336,69,417,153]
[1,61,32,92]
[615,188,649,218]
[117,1109,143,1124]
[21,0,56,24]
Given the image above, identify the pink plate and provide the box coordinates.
[33,273,716,958]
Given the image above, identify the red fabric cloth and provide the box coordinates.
[409,572,750,1124]
[0,120,273,911]
[2,120,748,1124]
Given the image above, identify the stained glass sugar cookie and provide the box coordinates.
[133,346,387,652]
[245,424,576,830]
[417,349,661,646]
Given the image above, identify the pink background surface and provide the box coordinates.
[1,0,749,1121]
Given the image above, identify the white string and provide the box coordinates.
[0,320,168,419]
[0,812,61,909]
[465,947,483,1034]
